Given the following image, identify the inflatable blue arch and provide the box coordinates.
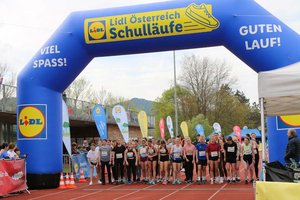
[17,0,300,188]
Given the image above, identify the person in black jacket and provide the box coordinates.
[285,129,300,165]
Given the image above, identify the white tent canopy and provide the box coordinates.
[258,61,300,116]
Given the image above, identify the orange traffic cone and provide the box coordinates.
[58,173,66,189]
[67,173,77,188]
[65,172,70,187]
[78,168,87,183]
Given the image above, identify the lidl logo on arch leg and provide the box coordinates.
[17,105,47,140]
[277,115,300,130]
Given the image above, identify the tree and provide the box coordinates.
[187,114,212,141]
[153,85,198,139]
[179,55,234,117]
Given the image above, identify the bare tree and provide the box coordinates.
[179,55,234,117]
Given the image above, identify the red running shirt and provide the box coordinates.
[206,143,221,157]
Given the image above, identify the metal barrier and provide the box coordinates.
[0,84,156,128]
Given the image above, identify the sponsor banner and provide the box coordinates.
[166,116,174,138]
[276,115,300,130]
[17,104,47,140]
[138,110,148,138]
[84,3,220,44]
[112,105,129,143]
[180,121,189,138]
[0,159,27,196]
[159,118,165,139]
[233,125,242,142]
[213,122,221,134]
[195,124,204,135]
[71,153,95,179]
[92,105,108,139]
[62,100,71,156]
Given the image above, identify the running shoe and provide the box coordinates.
[98,180,102,184]
[163,180,167,185]
[172,180,177,185]
[245,180,249,184]
[89,181,93,186]
[227,179,231,184]
[185,3,220,28]
[210,180,214,185]
[236,178,241,183]
[176,180,182,185]
[127,181,132,185]
[250,179,254,183]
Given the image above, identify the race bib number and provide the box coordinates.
[199,151,206,157]
[140,148,146,154]
[160,149,166,154]
[116,153,123,159]
[228,147,235,153]
[127,152,134,158]
[254,149,258,154]
[101,151,108,157]
[211,151,218,157]
[149,149,154,154]
[174,153,180,159]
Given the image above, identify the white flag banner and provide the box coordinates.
[213,122,222,134]
[166,116,174,138]
[112,105,129,143]
[62,100,71,156]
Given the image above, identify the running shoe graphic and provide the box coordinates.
[185,3,220,29]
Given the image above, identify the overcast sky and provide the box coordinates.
[0,0,299,102]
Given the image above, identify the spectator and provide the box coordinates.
[15,148,21,158]
[83,140,90,151]
[285,129,300,165]
[0,143,9,159]
[72,142,79,154]
[7,143,17,159]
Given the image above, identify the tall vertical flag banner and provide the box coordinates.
[92,104,108,139]
[233,125,242,142]
[112,105,129,143]
[195,124,205,135]
[213,122,222,134]
[166,116,174,138]
[138,110,148,138]
[180,121,189,138]
[62,100,71,156]
[159,118,165,139]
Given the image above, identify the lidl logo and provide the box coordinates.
[95,107,101,114]
[17,105,47,140]
[277,115,300,130]
[115,107,121,113]
[88,21,107,41]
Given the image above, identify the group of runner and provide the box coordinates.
[86,133,260,185]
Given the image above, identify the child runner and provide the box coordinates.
[183,137,196,184]
[171,138,183,185]
[206,136,221,184]
[158,140,169,185]
[241,137,255,184]
[232,136,242,182]
[124,141,138,184]
[251,133,260,181]
[138,139,148,183]
[147,139,157,185]
[224,136,238,183]
[196,135,207,184]
[87,143,99,185]
[99,139,112,185]
[112,139,126,184]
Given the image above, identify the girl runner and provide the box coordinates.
[124,141,138,184]
[138,139,148,183]
[217,134,227,183]
[251,133,260,181]
[112,139,126,184]
[87,143,99,185]
[241,137,255,184]
[224,136,238,183]
[171,138,183,185]
[232,136,242,182]
[183,137,196,184]
[206,136,221,184]
[196,135,207,184]
[158,140,169,184]
[147,139,158,184]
